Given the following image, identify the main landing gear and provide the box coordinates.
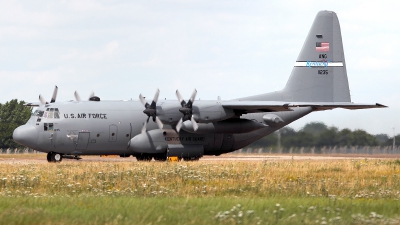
[182,156,200,161]
[135,153,201,162]
[135,153,168,161]
[47,152,62,163]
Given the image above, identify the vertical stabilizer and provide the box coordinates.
[239,11,351,102]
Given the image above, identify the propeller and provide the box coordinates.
[74,91,96,102]
[38,85,58,105]
[139,89,163,133]
[175,89,198,132]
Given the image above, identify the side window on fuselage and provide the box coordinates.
[44,123,54,131]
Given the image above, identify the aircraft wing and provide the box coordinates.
[221,101,293,113]
[24,102,40,107]
[222,101,387,114]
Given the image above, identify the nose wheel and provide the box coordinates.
[47,152,63,163]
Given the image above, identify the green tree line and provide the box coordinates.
[249,122,398,150]
[0,99,32,149]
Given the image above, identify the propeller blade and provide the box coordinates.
[50,86,58,103]
[152,89,160,104]
[155,117,163,130]
[188,89,197,105]
[74,91,82,102]
[176,90,185,107]
[89,91,95,99]
[191,116,199,131]
[139,94,148,107]
[176,118,183,133]
[39,95,47,105]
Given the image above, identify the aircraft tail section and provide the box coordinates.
[239,11,351,102]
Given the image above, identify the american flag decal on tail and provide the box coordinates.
[316,42,329,52]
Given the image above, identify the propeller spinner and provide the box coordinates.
[175,89,198,132]
[139,89,163,133]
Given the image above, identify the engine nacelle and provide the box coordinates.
[192,101,235,123]
[155,100,235,125]
[181,118,267,134]
[129,129,167,154]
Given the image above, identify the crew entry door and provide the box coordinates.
[75,132,90,150]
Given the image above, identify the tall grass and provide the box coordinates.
[1,159,400,224]
[1,159,400,199]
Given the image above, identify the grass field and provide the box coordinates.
[0,156,400,224]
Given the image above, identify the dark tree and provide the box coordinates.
[316,126,339,147]
[301,122,328,136]
[351,129,378,146]
[375,133,389,145]
[0,99,32,149]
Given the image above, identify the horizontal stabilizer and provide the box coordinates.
[290,102,387,111]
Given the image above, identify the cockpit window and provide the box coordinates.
[32,110,44,117]
[36,108,60,119]
[47,108,54,119]
[54,108,60,119]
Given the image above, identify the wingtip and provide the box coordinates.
[376,103,388,108]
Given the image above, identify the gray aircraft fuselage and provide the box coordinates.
[17,100,311,156]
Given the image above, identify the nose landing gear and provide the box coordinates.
[46,152,82,162]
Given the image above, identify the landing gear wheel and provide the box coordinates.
[136,154,153,161]
[47,152,52,162]
[154,153,167,161]
[49,152,62,163]
[183,156,200,161]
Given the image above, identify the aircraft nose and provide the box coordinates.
[13,125,38,148]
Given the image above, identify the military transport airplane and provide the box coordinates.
[13,10,386,162]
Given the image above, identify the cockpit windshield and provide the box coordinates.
[32,110,44,117]
[32,108,60,120]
